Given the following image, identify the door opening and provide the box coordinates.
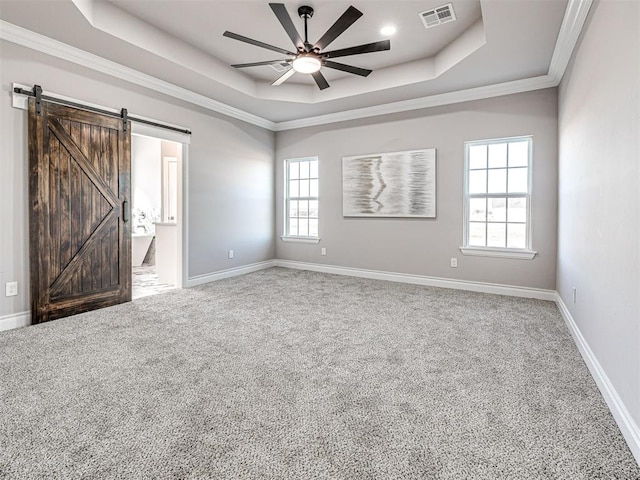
[131,132,186,299]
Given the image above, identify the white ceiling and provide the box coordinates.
[0,0,575,126]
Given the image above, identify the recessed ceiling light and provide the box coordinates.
[380,25,396,36]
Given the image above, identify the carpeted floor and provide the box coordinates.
[0,267,638,479]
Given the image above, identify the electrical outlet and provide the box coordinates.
[450,258,458,268]
[321,247,326,256]
[228,250,234,259]
[572,287,577,304]
[5,281,18,297]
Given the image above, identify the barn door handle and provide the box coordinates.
[122,200,129,223]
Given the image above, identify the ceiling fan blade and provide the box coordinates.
[223,31,296,56]
[231,60,291,68]
[313,6,363,51]
[271,68,296,86]
[269,3,304,50]
[322,40,391,59]
[323,61,372,77]
[311,71,330,90]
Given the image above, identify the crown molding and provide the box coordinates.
[0,20,276,131]
[274,75,557,131]
[548,0,594,83]
[0,0,592,132]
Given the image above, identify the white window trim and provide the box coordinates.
[280,236,321,244]
[282,156,320,242]
[461,136,537,259]
[459,246,536,259]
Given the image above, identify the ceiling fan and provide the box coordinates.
[223,3,391,90]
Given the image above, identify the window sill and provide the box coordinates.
[459,247,537,260]
[281,236,320,244]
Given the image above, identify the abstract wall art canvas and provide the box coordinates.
[342,149,437,218]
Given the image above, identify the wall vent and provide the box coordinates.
[270,62,291,73]
[419,3,456,29]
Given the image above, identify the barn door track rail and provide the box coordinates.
[14,85,191,135]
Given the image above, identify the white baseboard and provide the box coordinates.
[0,311,30,332]
[186,260,276,287]
[555,294,640,465]
[274,260,557,301]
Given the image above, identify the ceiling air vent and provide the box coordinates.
[270,62,292,73]
[419,3,456,29]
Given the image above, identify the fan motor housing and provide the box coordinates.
[298,6,314,19]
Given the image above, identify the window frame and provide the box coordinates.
[282,156,320,243]
[461,136,537,259]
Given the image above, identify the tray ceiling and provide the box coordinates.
[0,0,573,125]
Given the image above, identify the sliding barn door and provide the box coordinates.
[28,99,131,324]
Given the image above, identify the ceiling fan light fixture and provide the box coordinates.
[224,4,391,90]
[292,54,322,73]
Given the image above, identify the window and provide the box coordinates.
[461,136,536,259]
[284,157,319,242]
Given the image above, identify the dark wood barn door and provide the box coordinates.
[28,99,131,324]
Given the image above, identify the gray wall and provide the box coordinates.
[0,40,276,317]
[558,0,639,429]
[275,89,558,290]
